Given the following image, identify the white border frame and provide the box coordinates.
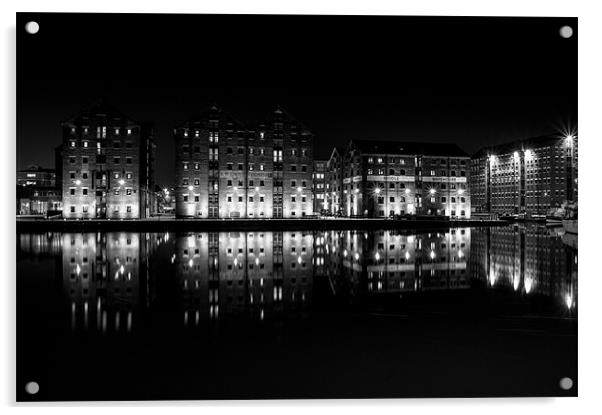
[2,1,600,413]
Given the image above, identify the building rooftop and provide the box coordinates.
[472,134,571,158]
[176,105,246,131]
[349,140,469,158]
[18,164,56,173]
[61,98,139,126]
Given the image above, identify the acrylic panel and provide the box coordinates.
[16,13,577,401]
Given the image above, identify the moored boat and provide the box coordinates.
[563,219,578,234]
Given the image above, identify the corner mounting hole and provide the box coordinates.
[559,377,573,390]
[559,25,573,39]
[25,381,39,395]
[25,21,39,34]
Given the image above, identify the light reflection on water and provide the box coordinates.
[17,225,577,334]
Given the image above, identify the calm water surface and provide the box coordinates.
[17,225,577,400]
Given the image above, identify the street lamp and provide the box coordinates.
[429,188,436,195]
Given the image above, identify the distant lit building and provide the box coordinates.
[470,134,578,215]
[312,160,326,214]
[325,147,344,215]
[60,101,156,219]
[17,185,62,215]
[17,164,56,187]
[17,165,62,215]
[155,185,175,214]
[174,106,314,218]
[340,140,471,218]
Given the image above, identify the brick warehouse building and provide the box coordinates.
[338,140,471,218]
[174,106,314,219]
[60,101,156,219]
[470,134,578,216]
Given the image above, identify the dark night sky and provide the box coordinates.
[17,13,577,186]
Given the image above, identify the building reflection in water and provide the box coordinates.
[177,231,313,326]
[469,225,577,310]
[17,224,576,335]
[59,232,160,333]
[324,228,471,296]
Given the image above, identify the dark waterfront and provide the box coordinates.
[16,225,577,401]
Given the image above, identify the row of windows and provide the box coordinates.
[180,145,309,157]
[366,157,467,166]
[68,205,134,213]
[374,196,467,204]
[69,140,134,149]
[69,156,134,165]
[68,171,133,180]
[68,187,134,196]
[69,126,133,137]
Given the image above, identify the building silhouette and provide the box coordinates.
[60,101,156,219]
